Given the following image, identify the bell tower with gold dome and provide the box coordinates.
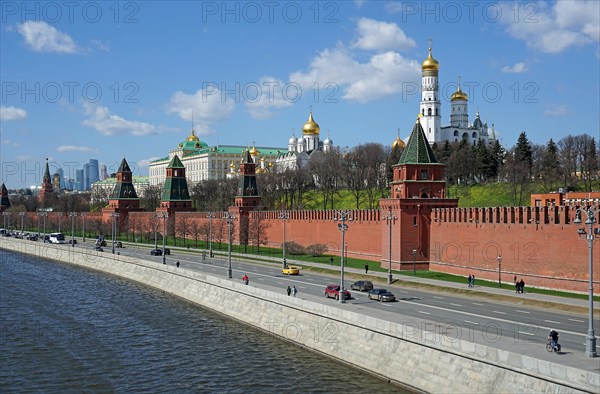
[419,39,441,144]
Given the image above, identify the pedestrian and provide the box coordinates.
[515,278,519,293]
[472,275,476,287]
[176,261,180,268]
[291,286,297,297]
[513,275,517,284]
[287,286,291,296]
[468,274,472,287]
[242,274,249,285]
[519,279,525,293]
[329,257,334,266]
[365,264,369,274]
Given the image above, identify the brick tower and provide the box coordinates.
[229,149,262,246]
[0,183,10,213]
[102,157,143,228]
[380,116,458,268]
[38,158,54,207]
[157,154,193,212]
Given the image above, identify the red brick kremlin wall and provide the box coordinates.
[430,205,599,293]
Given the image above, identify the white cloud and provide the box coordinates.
[56,145,97,153]
[1,139,20,147]
[0,106,27,121]
[137,157,161,169]
[245,77,294,120]
[351,18,416,51]
[82,103,158,136]
[16,21,77,54]
[500,1,599,54]
[544,104,569,116]
[90,39,110,53]
[501,62,527,73]
[290,47,420,103]
[353,0,365,8]
[165,87,235,133]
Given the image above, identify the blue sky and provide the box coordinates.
[1,0,599,189]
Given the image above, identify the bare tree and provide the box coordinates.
[141,185,163,211]
[247,215,270,254]
[176,215,191,247]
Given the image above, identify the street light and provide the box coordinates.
[111,212,120,254]
[81,213,87,242]
[2,212,10,232]
[153,213,159,249]
[37,211,47,241]
[19,212,25,236]
[224,212,236,278]
[207,212,216,257]
[280,211,290,269]
[497,255,502,287]
[69,212,77,247]
[573,206,599,358]
[159,212,168,265]
[412,249,417,275]
[384,209,397,284]
[57,212,63,232]
[334,211,352,304]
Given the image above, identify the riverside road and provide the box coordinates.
[68,241,600,374]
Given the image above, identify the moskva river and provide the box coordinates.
[0,250,408,393]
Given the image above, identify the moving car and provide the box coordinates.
[150,248,170,256]
[282,265,300,275]
[95,245,103,252]
[26,234,38,241]
[324,285,351,301]
[95,238,107,247]
[350,280,373,292]
[367,288,396,302]
[68,239,78,245]
[114,241,123,248]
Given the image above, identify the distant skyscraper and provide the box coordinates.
[75,169,84,191]
[85,159,99,190]
[56,167,65,189]
[84,163,90,190]
[100,163,108,180]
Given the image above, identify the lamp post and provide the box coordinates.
[412,249,417,275]
[334,211,352,304]
[573,206,599,358]
[57,212,63,232]
[111,212,120,254]
[279,211,290,269]
[225,212,236,278]
[385,209,397,284]
[81,213,87,242]
[69,212,77,247]
[207,212,215,257]
[497,255,502,287]
[155,212,168,264]
[2,212,10,232]
[19,212,25,236]
[37,211,47,241]
[36,212,41,236]
[153,213,159,249]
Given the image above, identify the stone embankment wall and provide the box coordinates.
[1,239,596,393]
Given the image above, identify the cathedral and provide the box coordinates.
[419,41,495,146]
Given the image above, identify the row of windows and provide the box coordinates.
[422,108,439,116]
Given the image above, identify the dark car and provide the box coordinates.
[350,280,374,292]
[325,285,351,301]
[68,239,78,245]
[150,248,162,256]
[368,288,396,302]
[95,245,104,252]
[114,241,123,248]
[26,234,38,241]
[95,238,107,247]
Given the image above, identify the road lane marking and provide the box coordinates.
[450,303,462,307]
[544,320,560,325]
[395,290,408,294]
[472,302,484,306]
[464,320,479,325]
[258,278,264,281]
[518,331,535,336]
[568,318,584,323]
[493,311,506,315]
[516,310,530,314]
[418,311,431,315]
[433,296,444,299]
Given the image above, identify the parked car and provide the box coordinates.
[26,234,38,241]
[114,241,123,248]
[367,288,396,302]
[95,238,107,247]
[68,239,78,245]
[324,285,351,301]
[150,248,162,256]
[282,265,300,275]
[350,280,374,292]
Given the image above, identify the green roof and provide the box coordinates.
[398,119,438,165]
[149,145,287,164]
[117,157,132,172]
[93,176,148,186]
[167,155,185,169]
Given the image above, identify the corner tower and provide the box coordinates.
[159,154,193,212]
[38,158,54,207]
[419,39,441,144]
[0,183,10,213]
[102,157,143,227]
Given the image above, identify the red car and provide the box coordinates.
[324,285,351,301]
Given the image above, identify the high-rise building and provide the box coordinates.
[88,159,99,185]
[100,163,108,180]
[56,167,65,189]
[75,169,84,191]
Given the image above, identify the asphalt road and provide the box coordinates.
[69,240,600,373]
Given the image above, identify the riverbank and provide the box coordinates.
[2,238,597,393]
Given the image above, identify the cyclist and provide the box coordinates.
[548,329,560,350]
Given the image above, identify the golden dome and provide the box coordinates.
[229,161,235,168]
[421,47,439,72]
[451,84,468,101]
[186,128,200,142]
[392,136,405,149]
[302,112,320,135]
[249,146,259,156]
[256,168,263,174]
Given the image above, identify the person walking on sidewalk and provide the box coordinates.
[365,264,369,274]
[468,274,472,287]
[291,286,297,297]
[287,286,291,296]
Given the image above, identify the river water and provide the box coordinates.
[0,250,409,393]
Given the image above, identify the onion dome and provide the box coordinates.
[451,83,468,101]
[297,135,306,144]
[421,45,439,72]
[249,146,259,157]
[324,137,332,144]
[289,134,298,145]
[392,136,405,149]
[186,128,200,142]
[302,112,320,135]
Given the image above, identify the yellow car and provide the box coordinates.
[282,265,300,275]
